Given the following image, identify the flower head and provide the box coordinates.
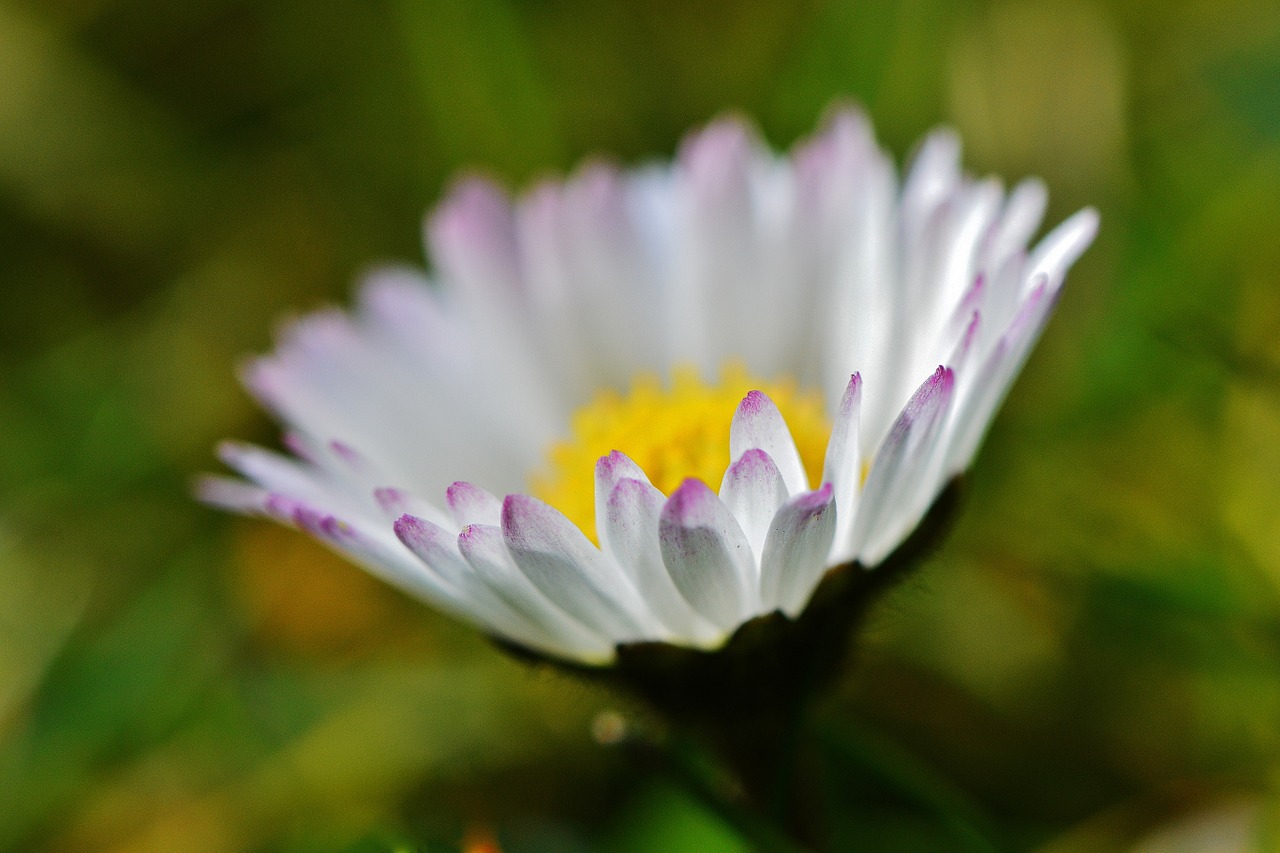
[201,109,1097,665]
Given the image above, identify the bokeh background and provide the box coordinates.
[2,0,1280,850]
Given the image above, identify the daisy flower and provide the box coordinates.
[201,109,1097,665]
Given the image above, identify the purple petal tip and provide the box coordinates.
[394,513,441,551]
[293,506,325,535]
[263,492,301,520]
[662,478,718,526]
[500,493,541,534]
[596,450,629,477]
[319,516,356,542]
[393,512,421,536]
[329,440,363,465]
[799,482,835,509]
[726,447,778,480]
[375,487,406,513]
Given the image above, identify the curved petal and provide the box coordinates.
[821,373,862,563]
[502,494,657,639]
[760,485,838,617]
[456,520,614,655]
[718,448,788,563]
[659,478,756,630]
[603,477,717,642]
[852,366,955,565]
[1027,208,1099,291]
[394,513,604,660]
[594,450,651,552]
[446,480,503,527]
[729,390,808,495]
[945,279,1061,472]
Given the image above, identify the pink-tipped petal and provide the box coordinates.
[328,440,366,471]
[502,494,655,640]
[947,311,982,375]
[1027,207,1099,290]
[446,481,503,527]
[820,373,862,563]
[394,513,471,592]
[729,390,809,495]
[280,507,459,615]
[356,265,468,364]
[901,130,962,228]
[659,479,755,630]
[603,478,714,641]
[946,279,1062,472]
[262,492,305,524]
[426,177,521,297]
[680,117,756,205]
[217,441,329,503]
[393,513,597,659]
[718,448,788,563]
[594,450,652,553]
[374,486,411,516]
[374,487,452,528]
[852,366,956,564]
[759,484,838,617]
[457,520,614,657]
[983,178,1047,271]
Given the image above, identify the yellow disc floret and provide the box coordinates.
[531,363,832,542]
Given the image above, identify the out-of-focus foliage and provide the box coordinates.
[1,0,1279,850]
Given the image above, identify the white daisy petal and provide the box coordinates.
[659,478,756,630]
[373,486,453,529]
[729,390,809,495]
[821,373,863,564]
[446,480,503,528]
[1027,207,1101,290]
[594,450,652,551]
[501,494,656,639]
[291,508,455,615]
[981,250,1030,343]
[217,441,336,508]
[902,130,963,227]
[393,513,588,657]
[194,475,270,514]
[946,280,1062,472]
[426,178,524,313]
[947,311,983,377]
[718,448,789,564]
[677,119,764,371]
[760,484,838,617]
[456,520,613,656]
[603,477,715,641]
[852,367,956,565]
[984,178,1047,272]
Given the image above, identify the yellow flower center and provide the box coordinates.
[531,364,832,542]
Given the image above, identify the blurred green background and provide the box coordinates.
[2,0,1280,850]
